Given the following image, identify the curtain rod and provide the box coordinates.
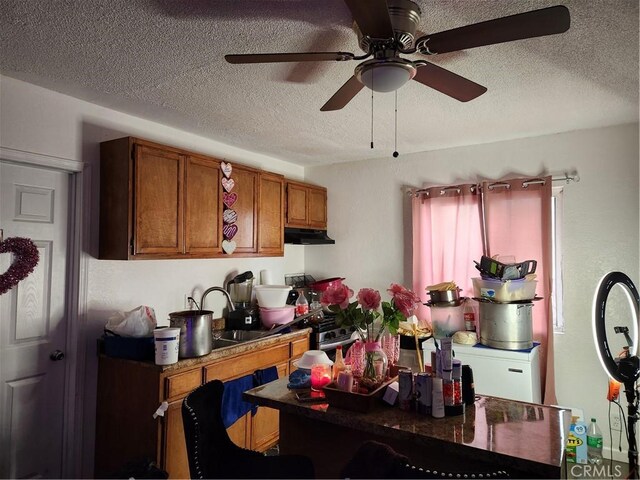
[407,173,580,197]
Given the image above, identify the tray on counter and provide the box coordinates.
[322,376,397,412]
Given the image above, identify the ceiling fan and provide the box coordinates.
[225,0,570,111]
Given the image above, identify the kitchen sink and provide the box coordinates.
[219,329,276,342]
[211,338,239,350]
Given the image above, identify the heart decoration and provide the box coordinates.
[220,162,233,179]
[223,192,238,208]
[223,223,238,240]
[0,237,40,295]
[222,239,237,255]
[221,177,235,192]
[223,209,238,224]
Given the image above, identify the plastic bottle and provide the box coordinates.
[333,345,346,381]
[295,289,309,316]
[463,301,476,332]
[587,418,603,465]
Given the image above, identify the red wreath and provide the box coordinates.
[0,237,40,295]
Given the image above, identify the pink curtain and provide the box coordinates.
[482,176,555,404]
[412,185,483,325]
[411,176,555,405]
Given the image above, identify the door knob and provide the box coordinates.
[50,350,65,361]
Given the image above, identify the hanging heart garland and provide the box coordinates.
[0,237,40,295]
[221,177,235,192]
[221,162,233,179]
[223,192,238,208]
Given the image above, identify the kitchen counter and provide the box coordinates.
[244,377,571,479]
[102,328,310,372]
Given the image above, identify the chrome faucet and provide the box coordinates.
[201,287,236,313]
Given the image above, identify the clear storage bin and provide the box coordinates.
[430,304,465,338]
[472,277,537,302]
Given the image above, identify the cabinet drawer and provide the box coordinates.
[165,368,202,400]
[291,337,309,359]
[204,343,290,382]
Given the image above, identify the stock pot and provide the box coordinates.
[478,301,533,350]
[169,310,213,358]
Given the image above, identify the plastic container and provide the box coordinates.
[259,305,295,329]
[153,327,181,365]
[429,304,464,338]
[295,289,309,316]
[472,277,537,302]
[587,418,603,465]
[254,285,292,308]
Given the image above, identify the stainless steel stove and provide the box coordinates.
[309,315,357,357]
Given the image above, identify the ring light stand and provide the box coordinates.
[593,271,640,478]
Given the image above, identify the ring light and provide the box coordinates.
[592,271,640,382]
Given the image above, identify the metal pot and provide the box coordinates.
[427,288,461,305]
[169,310,213,358]
[478,301,533,350]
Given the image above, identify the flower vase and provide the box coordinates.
[360,341,388,390]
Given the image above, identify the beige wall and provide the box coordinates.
[306,123,640,460]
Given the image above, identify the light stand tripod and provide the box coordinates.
[593,271,640,479]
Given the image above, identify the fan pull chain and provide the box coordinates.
[370,84,374,149]
[393,90,399,157]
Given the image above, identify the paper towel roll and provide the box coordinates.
[260,269,274,285]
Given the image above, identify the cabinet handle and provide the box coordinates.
[508,368,523,373]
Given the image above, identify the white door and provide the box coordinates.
[0,162,70,478]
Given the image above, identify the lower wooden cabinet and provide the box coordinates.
[94,331,309,479]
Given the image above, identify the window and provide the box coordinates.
[552,186,565,333]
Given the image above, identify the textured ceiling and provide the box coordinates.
[1,0,638,166]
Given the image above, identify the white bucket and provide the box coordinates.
[154,327,181,365]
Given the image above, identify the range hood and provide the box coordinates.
[284,227,335,245]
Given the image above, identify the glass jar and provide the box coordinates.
[360,341,388,390]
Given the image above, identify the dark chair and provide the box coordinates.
[341,441,510,479]
[182,379,315,479]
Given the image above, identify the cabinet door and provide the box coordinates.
[133,145,184,255]
[230,166,258,254]
[250,362,289,452]
[185,155,222,255]
[163,400,190,480]
[308,187,327,229]
[258,172,284,256]
[286,182,308,227]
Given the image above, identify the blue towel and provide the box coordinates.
[222,375,255,428]
[287,369,311,390]
[221,366,280,428]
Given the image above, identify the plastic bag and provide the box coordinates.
[105,305,157,337]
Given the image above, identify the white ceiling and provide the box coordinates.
[1,0,638,166]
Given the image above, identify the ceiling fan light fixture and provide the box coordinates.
[355,58,416,93]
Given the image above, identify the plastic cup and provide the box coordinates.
[154,327,180,365]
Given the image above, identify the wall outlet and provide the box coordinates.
[611,414,622,431]
[184,294,195,310]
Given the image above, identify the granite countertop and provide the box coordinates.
[101,328,310,372]
[244,377,571,477]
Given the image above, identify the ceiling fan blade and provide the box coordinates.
[417,5,570,55]
[225,52,354,64]
[343,0,394,39]
[320,76,365,111]
[413,62,487,102]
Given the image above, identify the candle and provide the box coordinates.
[310,363,332,391]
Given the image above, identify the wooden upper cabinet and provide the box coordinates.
[285,180,327,230]
[231,165,258,254]
[133,144,184,255]
[185,155,222,255]
[258,172,285,256]
[99,136,286,259]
